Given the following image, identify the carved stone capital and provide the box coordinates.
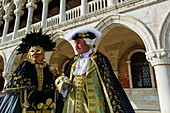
[26,2,37,10]
[2,71,12,79]
[146,49,170,66]
[41,0,51,4]
[126,60,131,64]
[14,9,24,16]
[3,14,13,22]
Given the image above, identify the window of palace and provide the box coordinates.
[126,49,155,88]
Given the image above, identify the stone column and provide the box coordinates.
[13,0,24,39]
[146,49,170,113]
[81,0,87,16]
[2,71,12,86]
[59,0,66,23]
[107,0,114,7]
[12,9,24,39]
[41,0,51,29]
[2,14,13,43]
[26,0,37,32]
[107,0,119,7]
[126,60,133,88]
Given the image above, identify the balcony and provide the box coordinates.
[0,0,143,45]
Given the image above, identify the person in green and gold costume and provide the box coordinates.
[0,29,59,113]
[55,27,135,113]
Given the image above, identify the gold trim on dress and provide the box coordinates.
[73,74,86,113]
[35,63,45,91]
[89,57,114,113]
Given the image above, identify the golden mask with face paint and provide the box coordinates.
[28,46,45,56]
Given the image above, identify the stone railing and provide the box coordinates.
[32,21,41,31]
[17,27,26,38]
[5,32,13,42]
[88,0,107,13]
[0,0,142,44]
[47,14,60,27]
[65,6,81,21]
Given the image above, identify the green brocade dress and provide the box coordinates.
[62,58,108,113]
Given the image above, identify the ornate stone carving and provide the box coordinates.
[3,14,13,22]
[146,49,170,66]
[41,0,51,4]
[26,1,37,10]
[2,71,12,79]
[14,9,24,16]
[3,2,13,15]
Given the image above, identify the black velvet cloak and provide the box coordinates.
[63,51,135,113]
[0,60,56,113]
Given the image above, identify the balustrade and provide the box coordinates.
[65,6,81,21]
[88,0,107,13]
[0,0,132,44]
[47,15,60,27]
[18,28,26,37]
[32,22,41,31]
[5,32,13,42]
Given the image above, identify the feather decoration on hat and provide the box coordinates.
[64,27,101,41]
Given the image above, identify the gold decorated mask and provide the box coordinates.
[28,46,45,56]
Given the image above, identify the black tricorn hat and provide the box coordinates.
[64,27,101,41]
[16,29,56,55]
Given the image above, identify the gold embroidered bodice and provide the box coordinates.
[33,61,47,91]
[73,74,87,113]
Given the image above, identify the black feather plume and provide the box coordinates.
[17,30,56,55]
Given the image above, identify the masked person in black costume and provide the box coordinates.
[0,29,57,113]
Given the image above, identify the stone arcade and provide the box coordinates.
[0,0,169,113]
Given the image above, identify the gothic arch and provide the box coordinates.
[159,12,170,49]
[127,49,145,60]
[53,30,77,54]
[5,46,18,74]
[14,0,27,9]
[2,1,15,15]
[49,36,75,72]
[94,14,157,52]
